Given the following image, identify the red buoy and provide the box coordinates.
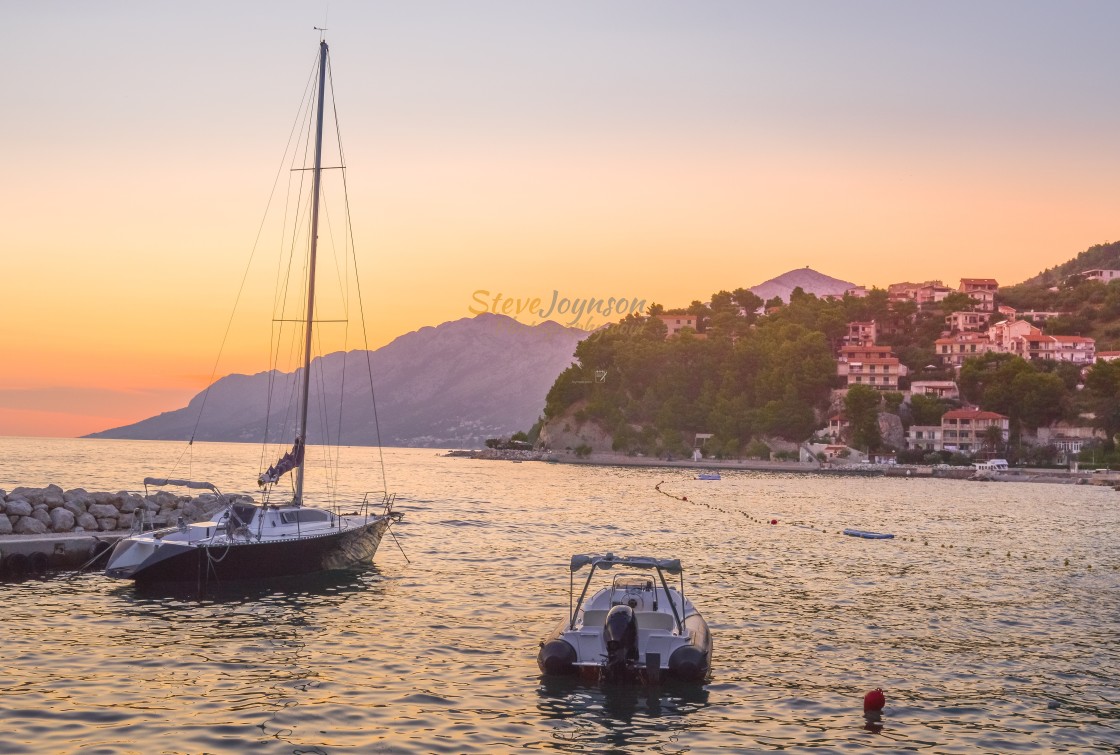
[863,688,886,712]
[770,519,778,525]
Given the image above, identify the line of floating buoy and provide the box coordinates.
[653,483,1116,573]
[657,481,904,537]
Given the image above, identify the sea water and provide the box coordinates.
[0,437,1117,753]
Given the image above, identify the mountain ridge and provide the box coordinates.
[87,314,587,448]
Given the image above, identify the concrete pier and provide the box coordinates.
[0,532,124,578]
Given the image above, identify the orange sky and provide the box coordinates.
[2,2,1119,438]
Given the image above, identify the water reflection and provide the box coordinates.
[116,564,384,605]
[537,677,710,752]
[104,566,389,753]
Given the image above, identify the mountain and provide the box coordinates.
[750,268,856,304]
[86,314,587,448]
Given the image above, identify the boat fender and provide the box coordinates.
[89,540,112,563]
[4,553,30,579]
[668,644,707,681]
[28,551,49,575]
[537,639,577,676]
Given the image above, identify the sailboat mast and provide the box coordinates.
[294,39,329,506]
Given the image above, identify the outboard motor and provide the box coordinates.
[602,605,639,682]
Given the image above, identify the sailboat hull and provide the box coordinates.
[106,517,393,585]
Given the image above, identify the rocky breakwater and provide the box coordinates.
[0,484,252,535]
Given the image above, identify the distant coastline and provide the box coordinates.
[445,448,1115,485]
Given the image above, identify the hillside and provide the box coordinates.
[87,314,587,448]
[1020,240,1120,286]
[1001,240,1120,350]
[538,248,1120,460]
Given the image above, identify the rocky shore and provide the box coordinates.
[0,484,253,536]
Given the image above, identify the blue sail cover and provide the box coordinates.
[258,437,305,486]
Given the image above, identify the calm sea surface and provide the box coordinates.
[1,437,1118,754]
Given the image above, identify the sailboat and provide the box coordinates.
[105,39,402,585]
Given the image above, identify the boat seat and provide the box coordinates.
[581,610,609,628]
[636,611,677,631]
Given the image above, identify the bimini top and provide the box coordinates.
[570,553,682,574]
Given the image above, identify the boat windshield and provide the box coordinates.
[612,574,654,592]
[611,574,655,605]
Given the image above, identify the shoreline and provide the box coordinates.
[446,448,1116,485]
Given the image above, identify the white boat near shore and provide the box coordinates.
[537,553,712,684]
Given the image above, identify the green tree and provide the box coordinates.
[939,291,977,313]
[960,353,1070,432]
[845,385,882,452]
[731,288,764,319]
[910,393,949,426]
[882,391,904,414]
[982,424,1005,455]
[1084,360,1120,449]
[1010,370,1066,430]
[526,417,545,444]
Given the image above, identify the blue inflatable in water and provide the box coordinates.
[843,529,894,539]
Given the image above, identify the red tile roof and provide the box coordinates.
[943,409,1008,421]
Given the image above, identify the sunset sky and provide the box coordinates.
[3,1,1119,438]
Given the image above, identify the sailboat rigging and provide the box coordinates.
[105,39,402,585]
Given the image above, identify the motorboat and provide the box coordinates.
[537,553,712,683]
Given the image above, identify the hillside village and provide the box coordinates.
[782,270,1114,464]
[540,249,1120,469]
[814,272,1110,464]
